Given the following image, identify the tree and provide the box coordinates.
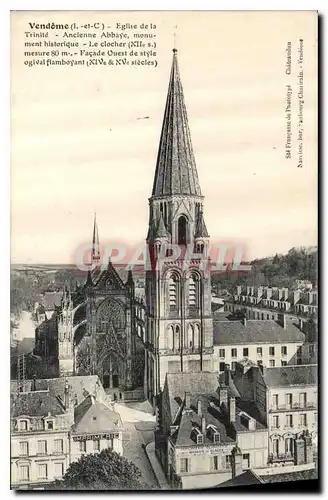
[50,448,153,490]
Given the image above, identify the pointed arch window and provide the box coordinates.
[168,325,174,351]
[194,324,200,349]
[178,215,188,245]
[175,325,180,352]
[195,241,205,254]
[187,324,194,349]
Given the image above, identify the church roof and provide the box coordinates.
[152,49,202,197]
[195,210,209,238]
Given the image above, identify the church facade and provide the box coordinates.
[144,48,214,401]
[57,217,146,392]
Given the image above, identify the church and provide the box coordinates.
[52,47,214,400]
[57,218,146,393]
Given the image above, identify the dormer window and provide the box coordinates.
[18,419,28,431]
[44,419,54,430]
[213,432,220,443]
[196,433,204,445]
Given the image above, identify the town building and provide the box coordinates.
[10,376,123,490]
[227,285,318,319]
[212,314,305,372]
[71,394,123,462]
[144,48,214,401]
[155,372,268,489]
[233,363,317,468]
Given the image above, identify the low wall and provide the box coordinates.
[254,462,316,476]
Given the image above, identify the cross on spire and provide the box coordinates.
[173,25,178,51]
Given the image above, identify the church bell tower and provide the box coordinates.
[145,49,214,401]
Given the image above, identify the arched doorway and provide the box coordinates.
[178,216,188,245]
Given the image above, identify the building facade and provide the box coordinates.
[11,376,123,490]
[155,372,268,489]
[227,285,318,319]
[212,315,305,372]
[233,363,317,468]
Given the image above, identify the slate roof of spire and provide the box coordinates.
[195,211,209,238]
[152,49,202,197]
[154,212,170,239]
[92,213,100,260]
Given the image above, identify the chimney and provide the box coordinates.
[224,364,231,386]
[32,374,37,392]
[278,313,287,330]
[201,415,206,435]
[185,392,191,409]
[299,317,304,332]
[64,378,69,409]
[219,386,228,406]
[228,396,236,423]
[197,400,202,416]
[231,446,243,479]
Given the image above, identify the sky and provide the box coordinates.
[11,11,318,264]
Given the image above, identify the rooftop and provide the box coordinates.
[263,365,317,388]
[217,470,264,488]
[11,390,65,418]
[165,372,219,420]
[171,392,266,448]
[213,319,305,345]
[73,395,122,434]
[11,375,105,407]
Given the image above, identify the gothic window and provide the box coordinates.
[175,325,180,351]
[194,324,200,349]
[187,324,194,349]
[97,300,125,331]
[195,242,204,254]
[169,274,179,310]
[178,215,188,245]
[168,325,174,351]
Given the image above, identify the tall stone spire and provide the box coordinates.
[152,49,202,197]
[91,213,100,264]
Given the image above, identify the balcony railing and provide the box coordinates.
[268,453,294,464]
[270,402,316,412]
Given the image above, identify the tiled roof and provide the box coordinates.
[11,390,65,418]
[166,372,219,420]
[73,395,122,434]
[217,470,264,488]
[213,320,305,345]
[263,365,317,388]
[171,393,265,448]
[11,375,105,407]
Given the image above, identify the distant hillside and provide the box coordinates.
[212,246,318,293]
